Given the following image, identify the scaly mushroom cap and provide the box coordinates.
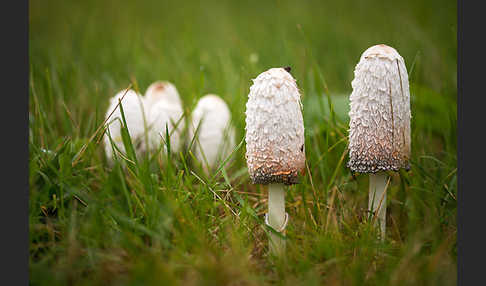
[146,87,184,154]
[188,94,236,170]
[347,44,411,173]
[103,89,147,162]
[144,81,182,107]
[245,67,306,185]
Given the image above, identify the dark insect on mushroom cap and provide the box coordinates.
[347,44,411,173]
[245,67,306,185]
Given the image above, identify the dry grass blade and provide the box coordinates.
[371,175,391,226]
[325,186,338,234]
[72,84,132,167]
[305,161,320,213]
[190,170,238,217]
[326,147,348,191]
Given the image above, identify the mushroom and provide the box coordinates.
[145,81,185,155]
[245,67,306,256]
[144,80,182,108]
[188,94,236,173]
[103,89,147,164]
[347,44,411,239]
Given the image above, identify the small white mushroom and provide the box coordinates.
[103,89,147,163]
[144,81,182,108]
[188,94,235,173]
[145,81,185,155]
[347,44,411,239]
[245,67,305,256]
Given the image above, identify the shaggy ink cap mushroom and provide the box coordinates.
[145,81,184,154]
[144,81,182,107]
[103,89,147,161]
[347,44,411,173]
[189,94,236,170]
[245,67,306,185]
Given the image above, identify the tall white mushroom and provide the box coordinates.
[347,44,411,240]
[103,88,147,164]
[245,67,306,256]
[188,94,235,173]
[145,81,185,155]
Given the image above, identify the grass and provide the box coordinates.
[29,0,457,285]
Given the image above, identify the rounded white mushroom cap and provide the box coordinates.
[245,67,306,185]
[103,89,147,162]
[146,86,184,154]
[347,44,411,173]
[188,94,236,171]
[144,81,182,107]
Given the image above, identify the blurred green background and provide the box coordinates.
[29,0,456,118]
[29,0,456,285]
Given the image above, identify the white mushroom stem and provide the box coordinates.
[369,172,388,240]
[267,183,286,256]
[245,67,304,258]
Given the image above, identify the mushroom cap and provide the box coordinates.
[361,44,403,62]
[347,44,411,173]
[144,81,182,107]
[146,90,184,154]
[188,94,236,170]
[245,67,306,185]
[103,89,147,162]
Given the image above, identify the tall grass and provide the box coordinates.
[29,0,456,284]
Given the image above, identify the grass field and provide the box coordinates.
[29,0,457,285]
